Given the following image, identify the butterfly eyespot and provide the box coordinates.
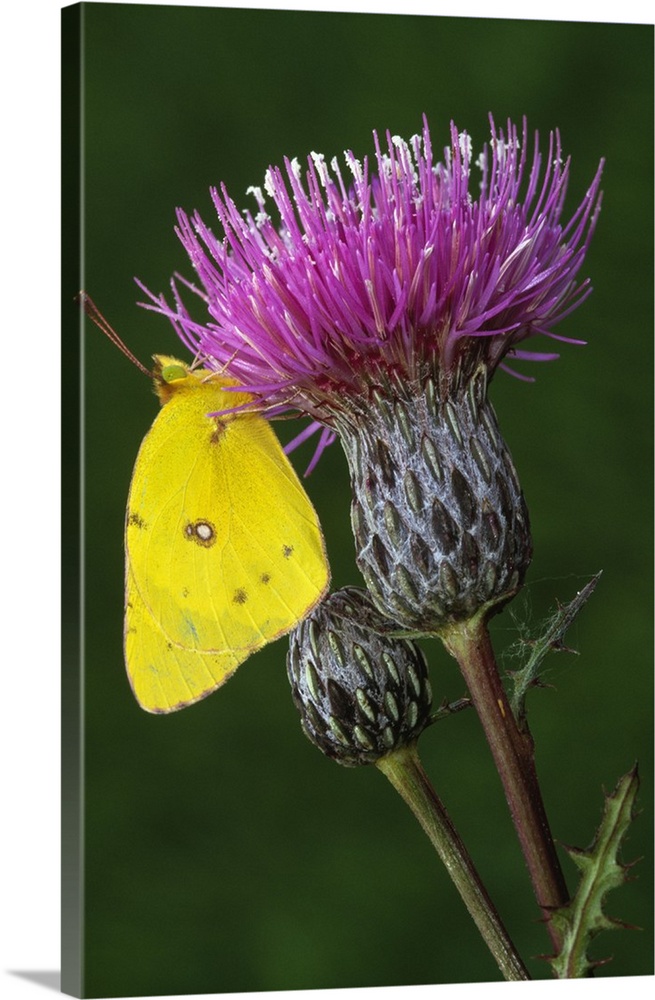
[184,520,217,547]
[233,588,248,605]
[283,544,294,558]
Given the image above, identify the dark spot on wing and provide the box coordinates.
[260,573,271,584]
[283,544,294,558]
[128,512,147,529]
[184,520,217,547]
[210,418,226,445]
[185,618,200,642]
[233,588,248,605]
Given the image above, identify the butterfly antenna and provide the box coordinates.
[76,291,152,377]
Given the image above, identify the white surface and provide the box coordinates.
[1,1,651,998]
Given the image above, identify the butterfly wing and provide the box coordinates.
[125,378,330,713]
[124,562,244,712]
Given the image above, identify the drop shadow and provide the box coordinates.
[9,972,61,993]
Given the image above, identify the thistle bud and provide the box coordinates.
[287,587,432,766]
[339,367,532,633]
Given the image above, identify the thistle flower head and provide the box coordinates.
[141,115,603,633]
[141,114,603,428]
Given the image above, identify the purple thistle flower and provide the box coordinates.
[140,115,604,633]
[140,114,603,426]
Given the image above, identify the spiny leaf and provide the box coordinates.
[509,573,601,728]
[548,765,640,979]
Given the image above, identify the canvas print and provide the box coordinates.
[61,2,653,996]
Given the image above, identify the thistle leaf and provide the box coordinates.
[509,573,601,727]
[548,766,640,979]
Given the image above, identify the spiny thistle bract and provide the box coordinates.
[342,366,532,630]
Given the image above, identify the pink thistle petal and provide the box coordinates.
[139,114,603,462]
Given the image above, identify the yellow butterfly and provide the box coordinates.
[82,295,330,713]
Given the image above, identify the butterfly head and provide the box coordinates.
[152,354,248,408]
[151,354,194,404]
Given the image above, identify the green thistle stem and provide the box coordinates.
[377,743,530,982]
[441,616,569,951]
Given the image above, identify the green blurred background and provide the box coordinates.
[62,3,653,995]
